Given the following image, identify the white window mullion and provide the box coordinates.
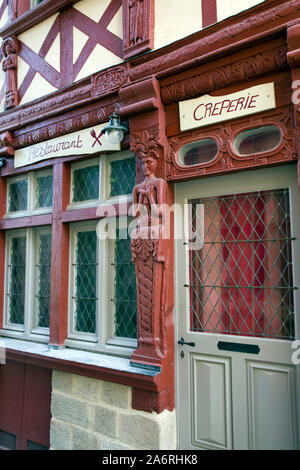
[28,173,35,213]
[24,228,34,336]
[98,235,109,349]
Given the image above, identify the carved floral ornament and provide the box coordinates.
[130,126,162,160]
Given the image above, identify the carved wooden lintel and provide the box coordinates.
[13,102,121,150]
[2,36,19,110]
[161,45,288,105]
[123,0,154,60]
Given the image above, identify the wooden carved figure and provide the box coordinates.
[129,0,144,45]
[131,149,169,367]
[2,37,18,109]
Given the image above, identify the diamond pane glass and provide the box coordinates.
[110,157,136,197]
[8,236,26,324]
[36,233,52,328]
[188,188,295,340]
[36,175,53,208]
[8,179,28,212]
[113,226,137,339]
[72,165,99,202]
[74,231,97,333]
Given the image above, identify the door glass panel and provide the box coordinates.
[188,188,295,339]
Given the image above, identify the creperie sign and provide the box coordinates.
[179,83,276,131]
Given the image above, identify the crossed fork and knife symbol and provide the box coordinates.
[90,129,104,147]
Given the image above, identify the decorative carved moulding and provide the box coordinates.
[287,23,300,68]
[129,0,299,82]
[161,46,288,106]
[2,36,19,109]
[123,0,154,60]
[0,63,128,135]
[12,102,121,150]
[166,106,297,182]
[0,131,14,156]
[91,66,128,97]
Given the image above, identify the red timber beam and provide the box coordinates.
[0,133,13,330]
[119,77,175,413]
[287,22,300,190]
[49,163,70,348]
[201,0,217,29]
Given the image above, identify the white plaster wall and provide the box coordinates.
[216,0,265,22]
[154,0,266,51]
[17,0,123,105]
[0,3,8,29]
[154,0,203,50]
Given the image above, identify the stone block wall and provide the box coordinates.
[50,370,177,450]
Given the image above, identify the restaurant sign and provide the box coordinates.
[14,122,120,168]
[179,83,276,132]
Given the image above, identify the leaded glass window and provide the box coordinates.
[35,174,53,209]
[72,165,99,202]
[110,157,136,197]
[73,230,97,334]
[36,233,52,328]
[188,188,295,340]
[7,171,53,215]
[113,228,137,339]
[5,228,52,334]
[8,179,28,213]
[8,235,26,325]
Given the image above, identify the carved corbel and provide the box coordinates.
[123,0,154,59]
[287,23,300,189]
[0,131,14,157]
[2,36,19,110]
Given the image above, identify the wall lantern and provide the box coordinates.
[103,113,128,145]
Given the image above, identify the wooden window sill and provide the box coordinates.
[0,337,160,391]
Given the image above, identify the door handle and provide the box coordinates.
[177,337,195,347]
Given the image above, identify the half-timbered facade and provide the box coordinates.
[0,0,299,450]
